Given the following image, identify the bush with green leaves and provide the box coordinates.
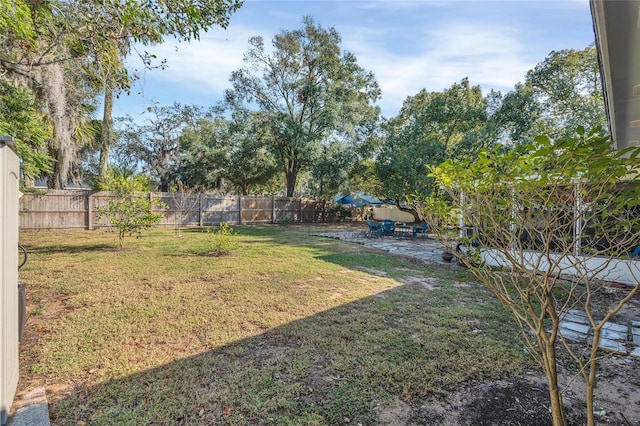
[326,204,352,222]
[278,216,293,227]
[96,167,165,248]
[206,222,239,256]
[427,127,640,426]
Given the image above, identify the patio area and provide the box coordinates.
[311,228,453,265]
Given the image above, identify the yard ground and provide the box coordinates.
[15,224,640,425]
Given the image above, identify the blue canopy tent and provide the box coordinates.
[334,191,382,207]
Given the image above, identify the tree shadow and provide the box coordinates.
[25,243,116,256]
[45,279,534,425]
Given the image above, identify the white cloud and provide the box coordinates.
[342,21,534,116]
[137,27,253,95]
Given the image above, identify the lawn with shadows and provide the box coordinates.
[17,225,532,425]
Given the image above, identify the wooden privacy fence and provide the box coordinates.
[19,190,327,230]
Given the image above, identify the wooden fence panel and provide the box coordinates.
[156,193,201,226]
[241,196,273,223]
[200,195,240,226]
[20,190,90,229]
[301,198,325,223]
[274,197,300,222]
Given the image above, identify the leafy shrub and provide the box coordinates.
[279,216,293,227]
[326,204,352,222]
[207,222,239,256]
[96,167,165,248]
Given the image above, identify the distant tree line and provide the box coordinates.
[1,3,604,207]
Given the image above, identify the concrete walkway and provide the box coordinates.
[312,230,454,265]
[7,388,50,426]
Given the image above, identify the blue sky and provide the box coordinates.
[114,0,596,120]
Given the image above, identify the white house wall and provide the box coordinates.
[480,248,640,287]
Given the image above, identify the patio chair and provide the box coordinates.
[381,219,395,236]
[412,223,428,238]
[366,220,382,237]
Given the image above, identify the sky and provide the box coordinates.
[113,0,596,120]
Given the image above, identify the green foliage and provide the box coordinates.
[115,103,205,191]
[0,78,54,182]
[376,78,492,204]
[96,167,164,248]
[278,216,293,227]
[494,46,606,146]
[348,159,382,197]
[206,222,239,256]
[1,0,242,188]
[326,204,353,222]
[177,111,279,194]
[306,141,355,198]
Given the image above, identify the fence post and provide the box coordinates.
[199,193,203,227]
[298,198,302,223]
[272,195,276,224]
[238,195,242,225]
[87,192,93,230]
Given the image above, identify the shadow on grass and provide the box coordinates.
[26,243,116,255]
[49,284,534,425]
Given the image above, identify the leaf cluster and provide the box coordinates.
[0,78,53,181]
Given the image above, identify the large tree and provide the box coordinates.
[177,112,279,194]
[493,46,605,147]
[376,78,492,207]
[0,0,242,188]
[115,103,204,192]
[227,16,380,197]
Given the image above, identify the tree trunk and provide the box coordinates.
[160,177,169,193]
[584,329,600,426]
[540,336,567,426]
[284,158,298,197]
[39,63,74,189]
[285,172,296,197]
[99,87,114,178]
[395,200,420,222]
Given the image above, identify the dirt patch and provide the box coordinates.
[377,397,412,424]
[405,284,640,426]
[355,266,389,277]
[398,276,439,290]
[410,377,551,425]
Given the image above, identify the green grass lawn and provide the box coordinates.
[18,224,532,425]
